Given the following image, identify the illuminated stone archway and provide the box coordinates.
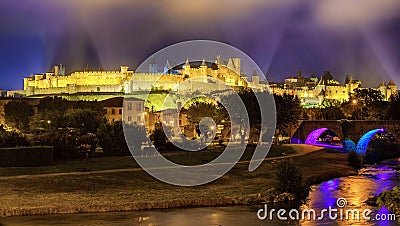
[305,128,329,145]
[356,129,386,155]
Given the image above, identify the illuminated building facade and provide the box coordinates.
[22,58,397,108]
[23,57,268,97]
[270,73,397,107]
[100,97,145,125]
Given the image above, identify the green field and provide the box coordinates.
[0,145,356,217]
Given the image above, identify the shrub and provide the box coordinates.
[275,160,309,200]
[376,186,400,223]
[347,151,364,170]
[0,146,53,166]
[35,129,79,159]
[0,126,29,148]
[150,123,171,150]
[97,121,130,156]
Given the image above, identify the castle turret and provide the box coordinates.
[54,65,59,76]
[120,66,129,74]
[318,89,326,105]
[200,58,208,79]
[200,58,207,68]
[183,58,190,70]
[251,69,260,85]
[378,81,388,100]
[59,64,65,76]
[387,79,398,100]
[226,58,241,75]
[215,54,222,65]
[149,57,158,73]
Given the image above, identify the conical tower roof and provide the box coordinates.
[251,69,258,77]
[201,58,207,67]
[183,58,190,68]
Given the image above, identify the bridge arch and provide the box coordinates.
[305,128,340,145]
[356,129,386,155]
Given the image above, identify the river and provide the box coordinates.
[1,159,399,226]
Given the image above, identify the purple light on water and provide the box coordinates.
[377,172,394,181]
[376,206,394,226]
[321,179,340,191]
[375,166,393,171]
[318,179,341,208]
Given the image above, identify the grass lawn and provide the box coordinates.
[0,144,301,177]
[0,145,357,217]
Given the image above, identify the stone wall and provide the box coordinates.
[293,120,400,143]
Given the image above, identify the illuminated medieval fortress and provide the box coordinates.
[23,56,397,107]
[23,57,265,97]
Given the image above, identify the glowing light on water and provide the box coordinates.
[318,179,341,208]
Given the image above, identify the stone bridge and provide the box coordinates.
[292,120,400,144]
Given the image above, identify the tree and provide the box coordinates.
[34,97,104,131]
[4,101,34,130]
[37,96,68,113]
[276,160,309,200]
[342,89,387,120]
[32,98,106,159]
[220,90,267,144]
[387,94,400,120]
[149,122,171,150]
[366,101,389,120]
[64,109,105,134]
[97,121,130,156]
[185,101,229,127]
[353,88,383,106]
[273,94,301,145]
[275,94,302,131]
[314,106,345,120]
[35,128,79,159]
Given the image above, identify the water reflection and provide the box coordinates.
[0,206,296,226]
[303,163,399,226]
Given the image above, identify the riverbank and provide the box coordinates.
[0,145,357,217]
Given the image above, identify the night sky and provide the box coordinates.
[0,0,399,90]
